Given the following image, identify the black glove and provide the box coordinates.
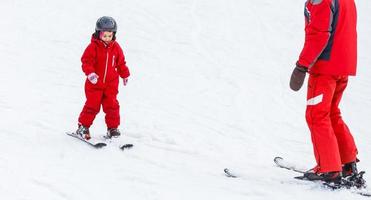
[290,64,308,91]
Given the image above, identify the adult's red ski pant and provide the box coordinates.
[306,74,358,173]
[78,78,120,129]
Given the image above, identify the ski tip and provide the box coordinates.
[273,156,283,165]
[224,168,238,178]
[120,144,134,150]
[66,132,75,136]
[274,156,283,162]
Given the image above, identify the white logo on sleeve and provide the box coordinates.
[307,94,323,106]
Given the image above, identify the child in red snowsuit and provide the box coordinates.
[76,16,130,140]
[289,0,361,184]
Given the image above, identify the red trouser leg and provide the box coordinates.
[102,78,120,129]
[78,81,104,127]
[305,74,342,173]
[330,76,358,164]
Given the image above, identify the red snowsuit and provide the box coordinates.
[298,0,358,173]
[78,35,130,129]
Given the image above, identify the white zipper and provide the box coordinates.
[103,51,109,83]
[112,55,115,67]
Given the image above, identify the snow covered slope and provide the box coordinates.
[0,0,370,199]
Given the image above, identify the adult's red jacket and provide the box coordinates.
[297,0,357,76]
[81,36,130,84]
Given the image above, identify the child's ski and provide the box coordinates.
[102,135,134,150]
[67,131,134,150]
[66,132,107,148]
[120,143,134,150]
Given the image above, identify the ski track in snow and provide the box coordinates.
[31,179,70,200]
[0,0,370,200]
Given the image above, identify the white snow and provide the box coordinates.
[0,0,370,199]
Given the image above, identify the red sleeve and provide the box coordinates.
[115,43,130,78]
[297,0,333,68]
[81,43,96,76]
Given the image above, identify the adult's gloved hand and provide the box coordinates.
[87,73,99,84]
[290,63,308,91]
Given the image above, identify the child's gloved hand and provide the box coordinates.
[123,78,129,86]
[87,73,99,84]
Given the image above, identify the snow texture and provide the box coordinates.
[0,0,370,199]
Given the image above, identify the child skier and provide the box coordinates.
[76,16,130,140]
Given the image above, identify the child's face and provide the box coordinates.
[100,31,114,43]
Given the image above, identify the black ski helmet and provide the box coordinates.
[95,16,117,32]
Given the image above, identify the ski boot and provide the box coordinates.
[76,124,91,140]
[342,161,366,189]
[106,128,121,138]
[303,171,342,184]
[343,161,358,177]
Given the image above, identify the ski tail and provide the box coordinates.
[120,144,134,150]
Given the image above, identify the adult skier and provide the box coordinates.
[289,0,361,184]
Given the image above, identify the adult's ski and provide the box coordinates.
[273,156,371,197]
[224,168,238,178]
[273,156,307,174]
